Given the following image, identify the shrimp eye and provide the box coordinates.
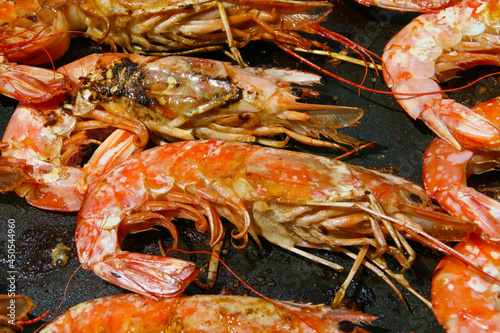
[338,320,356,332]
[408,193,423,204]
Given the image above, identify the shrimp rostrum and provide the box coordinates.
[77,140,476,300]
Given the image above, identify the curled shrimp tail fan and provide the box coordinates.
[287,105,367,147]
[0,155,32,193]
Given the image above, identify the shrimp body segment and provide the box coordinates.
[77,140,475,298]
[423,136,500,238]
[40,294,377,333]
[432,234,500,333]
[382,0,500,149]
[58,53,365,150]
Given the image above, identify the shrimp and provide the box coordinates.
[39,293,376,333]
[76,140,477,299]
[423,136,500,238]
[0,0,376,80]
[422,98,500,331]
[58,53,366,151]
[431,234,500,333]
[0,0,72,65]
[382,0,500,150]
[0,98,145,211]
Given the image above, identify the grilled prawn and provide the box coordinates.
[355,0,460,11]
[39,293,376,333]
[59,53,365,150]
[432,234,500,333]
[76,140,475,299]
[423,98,500,332]
[0,0,377,80]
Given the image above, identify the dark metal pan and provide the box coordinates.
[1,1,497,331]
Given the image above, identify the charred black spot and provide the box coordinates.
[61,94,73,106]
[364,190,371,195]
[80,57,156,108]
[25,14,37,22]
[43,119,56,127]
[213,76,232,84]
[226,88,243,105]
[111,272,121,278]
[338,320,355,332]
[14,228,76,279]
[408,193,423,204]
[180,3,194,9]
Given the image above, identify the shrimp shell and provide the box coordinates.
[40,294,376,333]
[432,234,500,333]
[76,140,475,298]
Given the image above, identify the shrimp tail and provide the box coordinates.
[424,99,500,150]
[90,252,203,299]
[0,59,71,103]
[16,167,88,212]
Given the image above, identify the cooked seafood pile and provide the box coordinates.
[1,1,499,332]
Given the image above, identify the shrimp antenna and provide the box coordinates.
[33,266,83,333]
[17,309,51,326]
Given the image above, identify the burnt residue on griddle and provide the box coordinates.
[11,228,76,280]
